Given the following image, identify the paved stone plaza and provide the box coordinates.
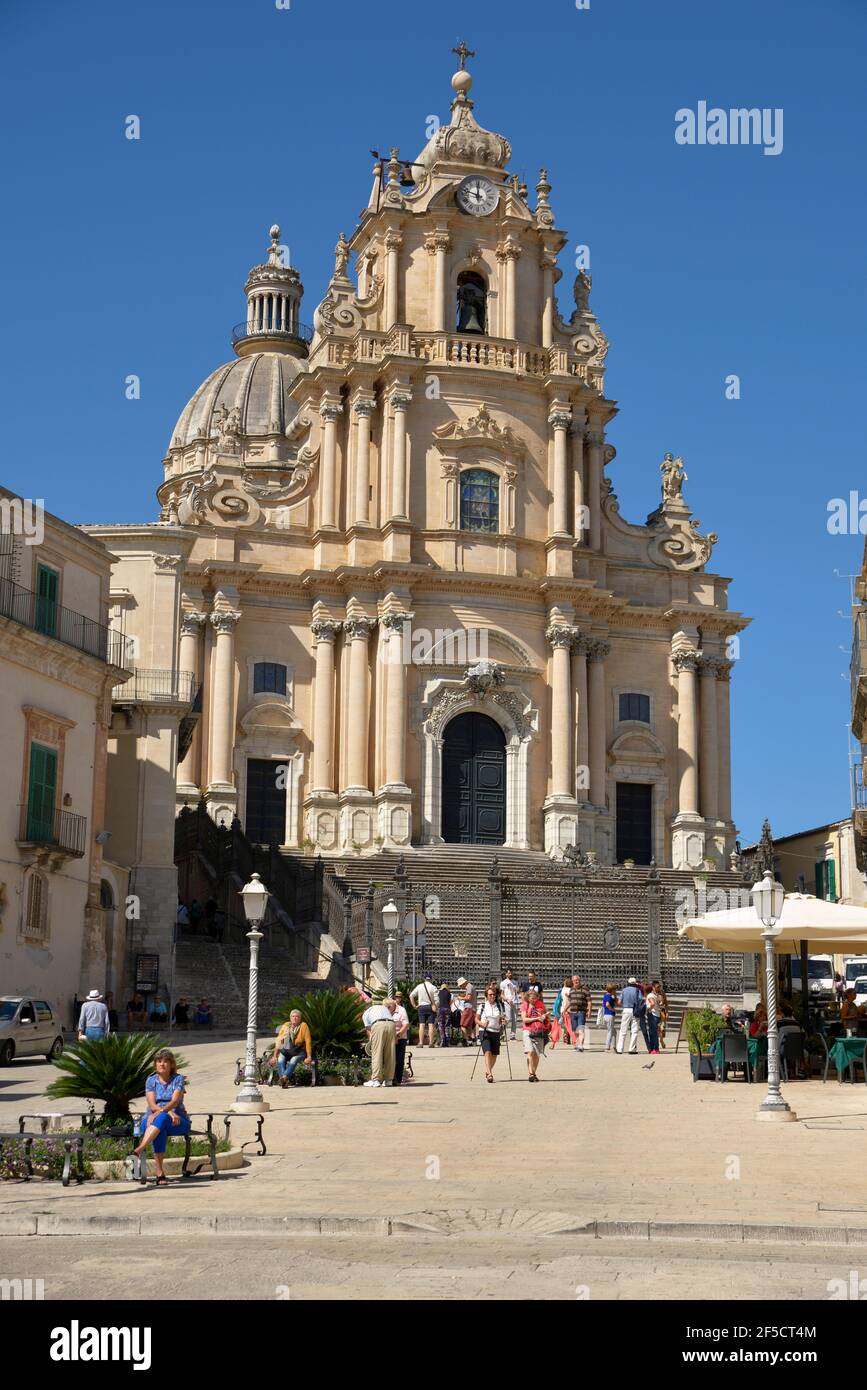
[1,1034,867,1291]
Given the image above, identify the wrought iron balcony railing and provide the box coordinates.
[0,575,127,668]
[853,761,867,812]
[18,803,87,858]
[113,669,196,705]
[231,320,313,345]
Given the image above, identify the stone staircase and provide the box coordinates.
[172,937,328,1033]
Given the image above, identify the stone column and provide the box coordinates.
[541,252,556,348]
[573,634,589,801]
[548,409,572,537]
[343,616,376,791]
[424,230,450,332]
[352,398,374,526]
[585,426,604,551]
[384,231,403,329]
[310,619,341,792]
[717,659,734,824]
[504,243,521,339]
[208,606,241,788]
[672,647,700,817]
[547,623,574,797]
[586,638,610,808]
[699,655,720,823]
[177,610,206,788]
[381,613,409,787]
[389,390,411,520]
[319,400,343,530]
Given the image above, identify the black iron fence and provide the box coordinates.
[0,575,127,667]
[231,320,313,344]
[113,668,196,704]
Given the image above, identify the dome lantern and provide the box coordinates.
[232,224,311,359]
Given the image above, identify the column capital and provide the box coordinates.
[384,230,404,252]
[210,608,241,635]
[714,658,734,682]
[343,615,377,640]
[352,397,375,418]
[699,653,725,678]
[390,390,412,412]
[585,637,611,663]
[423,230,451,254]
[548,409,572,432]
[585,429,605,448]
[180,611,207,637]
[380,610,414,633]
[671,648,700,674]
[545,623,576,650]
[310,617,342,643]
[320,401,344,423]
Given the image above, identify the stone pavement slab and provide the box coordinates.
[1,1034,866,1235]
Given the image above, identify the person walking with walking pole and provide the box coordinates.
[475,985,506,1083]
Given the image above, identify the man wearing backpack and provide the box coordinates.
[409,975,438,1047]
[616,977,644,1055]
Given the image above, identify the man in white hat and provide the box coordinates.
[616,978,643,1055]
[77,990,111,1042]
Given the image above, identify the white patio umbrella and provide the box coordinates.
[679,892,867,954]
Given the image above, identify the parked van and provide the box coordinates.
[844,957,867,988]
[790,955,835,1000]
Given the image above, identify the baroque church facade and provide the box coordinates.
[88,54,748,926]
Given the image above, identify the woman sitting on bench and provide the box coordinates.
[132,1048,191,1185]
[270,1010,313,1087]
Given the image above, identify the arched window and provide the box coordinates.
[456,271,487,334]
[460,469,499,533]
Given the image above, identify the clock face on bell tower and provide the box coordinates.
[455,175,499,217]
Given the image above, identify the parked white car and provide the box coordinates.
[854,978,867,1009]
[844,958,867,989]
[0,997,64,1064]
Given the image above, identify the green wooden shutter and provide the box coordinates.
[827,860,837,902]
[815,861,824,899]
[26,744,57,842]
[35,564,58,637]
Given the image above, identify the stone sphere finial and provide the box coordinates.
[269,223,280,241]
[451,68,473,96]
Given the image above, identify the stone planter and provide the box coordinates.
[91,1148,245,1180]
[690,1053,716,1081]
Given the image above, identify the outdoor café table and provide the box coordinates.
[710,1032,767,1080]
[829,1036,867,1083]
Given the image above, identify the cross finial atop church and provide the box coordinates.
[452,41,475,70]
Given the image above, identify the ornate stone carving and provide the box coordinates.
[535,169,555,228]
[343,616,377,640]
[698,654,724,678]
[585,638,611,662]
[547,410,572,432]
[154,554,183,571]
[180,610,207,637]
[210,608,241,636]
[390,391,412,413]
[463,659,505,695]
[491,689,533,739]
[433,403,527,459]
[671,649,699,674]
[424,231,451,255]
[310,618,341,643]
[353,399,375,419]
[212,404,242,454]
[545,624,576,650]
[429,688,470,737]
[646,452,718,572]
[661,452,687,503]
[380,610,413,634]
[320,402,344,424]
[715,658,734,682]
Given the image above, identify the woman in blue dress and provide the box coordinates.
[132,1048,191,1185]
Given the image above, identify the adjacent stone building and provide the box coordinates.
[86,53,749,934]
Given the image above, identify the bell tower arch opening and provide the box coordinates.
[456,270,487,334]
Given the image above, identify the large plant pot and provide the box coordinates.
[690,1053,716,1081]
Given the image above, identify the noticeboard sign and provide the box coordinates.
[355,946,372,964]
[135,953,160,994]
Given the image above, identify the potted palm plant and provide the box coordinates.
[683,1005,723,1080]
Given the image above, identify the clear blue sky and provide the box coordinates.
[1,0,865,846]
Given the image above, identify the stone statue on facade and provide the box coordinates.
[661,452,687,504]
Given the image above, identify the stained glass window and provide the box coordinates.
[460,469,499,533]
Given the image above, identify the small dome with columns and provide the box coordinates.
[232,224,311,359]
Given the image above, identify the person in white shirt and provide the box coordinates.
[392,992,411,1085]
[500,969,520,1039]
[476,986,506,1082]
[409,976,438,1047]
[362,1000,396,1087]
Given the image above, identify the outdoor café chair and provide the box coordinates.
[780,1030,806,1081]
[720,1031,751,1083]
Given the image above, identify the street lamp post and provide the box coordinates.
[751,869,796,1123]
[382,898,399,996]
[232,872,271,1114]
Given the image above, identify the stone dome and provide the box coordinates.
[168,351,304,452]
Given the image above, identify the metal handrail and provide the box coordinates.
[0,575,127,668]
[18,803,87,858]
[231,320,313,344]
[113,668,196,704]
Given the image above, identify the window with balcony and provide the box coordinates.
[460,469,499,534]
[35,563,59,639]
[25,743,57,843]
[253,662,288,696]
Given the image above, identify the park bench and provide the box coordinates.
[17,1110,220,1184]
[1,1128,85,1187]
